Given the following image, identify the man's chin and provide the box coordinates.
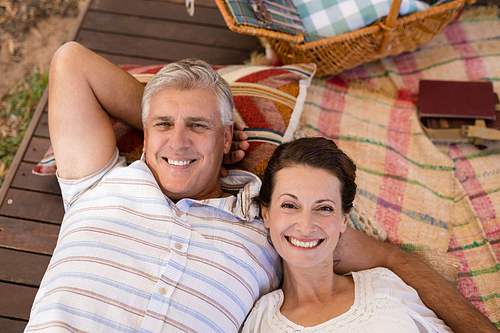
[160,184,192,200]
[161,182,224,202]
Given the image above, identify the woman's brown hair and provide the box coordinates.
[257,137,357,215]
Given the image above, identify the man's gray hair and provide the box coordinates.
[141,59,234,126]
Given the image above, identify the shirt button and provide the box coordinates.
[175,242,182,250]
[158,287,166,295]
[175,211,182,217]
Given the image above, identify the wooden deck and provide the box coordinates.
[0,0,262,330]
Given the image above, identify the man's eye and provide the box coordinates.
[189,123,208,131]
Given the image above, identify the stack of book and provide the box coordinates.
[418,80,500,144]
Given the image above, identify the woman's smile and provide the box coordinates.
[286,236,323,249]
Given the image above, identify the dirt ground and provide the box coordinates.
[0,0,84,98]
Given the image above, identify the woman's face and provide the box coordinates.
[262,165,348,271]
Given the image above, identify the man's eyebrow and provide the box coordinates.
[149,116,172,123]
[187,116,213,124]
[148,116,215,127]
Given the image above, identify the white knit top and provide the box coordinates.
[242,267,453,333]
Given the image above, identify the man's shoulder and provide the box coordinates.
[59,153,158,209]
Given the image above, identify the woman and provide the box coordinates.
[242,137,453,332]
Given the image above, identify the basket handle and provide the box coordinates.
[379,0,403,53]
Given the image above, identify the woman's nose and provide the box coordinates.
[295,210,315,234]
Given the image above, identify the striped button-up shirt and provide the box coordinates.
[25,149,281,333]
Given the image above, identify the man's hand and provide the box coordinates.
[220,121,249,177]
[335,228,499,333]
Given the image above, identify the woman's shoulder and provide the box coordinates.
[352,267,419,304]
[241,289,283,333]
[353,269,454,332]
[255,289,283,309]
[354,267,400,278]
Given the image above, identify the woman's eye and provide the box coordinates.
[281,203,296,209]
[319,206,333,212]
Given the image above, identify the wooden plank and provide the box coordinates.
[96,52,168,65]
[0,189,64,224]
[23,137,51,164]
[82,11,261,51]
[0,282,38,321]
[34,111,49,138]
[163,0,219,7]
[0,217,60,255]
[0,89,48,207]
[0,248,50,286]
[90,0,225,26]
[77,30,255,64]
[11,162,60,195]
[67,0,94,42]
[0,318,27,333]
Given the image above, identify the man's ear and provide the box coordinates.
[142,125,148,152]
[223,124,233,155]
[262,206,270,229]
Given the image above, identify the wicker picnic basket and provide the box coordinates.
[215,0,474,76]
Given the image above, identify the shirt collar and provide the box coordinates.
[220,169,262,220]
[139,160,262,221]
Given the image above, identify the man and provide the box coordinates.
[25,42,497,332]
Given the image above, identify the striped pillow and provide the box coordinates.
[34,63,316,178]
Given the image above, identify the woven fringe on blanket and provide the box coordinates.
[292,5,500,326]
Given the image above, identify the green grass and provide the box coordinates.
[0,69,48,188]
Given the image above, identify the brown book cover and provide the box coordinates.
[419,80,496,120]
[421,94,500,130]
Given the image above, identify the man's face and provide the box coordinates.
[143,87,232,201]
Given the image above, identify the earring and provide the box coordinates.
[141,152,146,161]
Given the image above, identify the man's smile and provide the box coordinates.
[164,157,195,166]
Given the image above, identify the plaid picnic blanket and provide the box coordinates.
[294,5,500,326]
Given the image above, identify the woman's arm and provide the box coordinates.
[334,228,498,333]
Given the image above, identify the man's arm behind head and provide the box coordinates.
[48,42,144,179]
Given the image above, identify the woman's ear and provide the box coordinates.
[340,213,349,233]
[261,206,270,229]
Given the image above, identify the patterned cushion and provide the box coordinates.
[34,63,316,178]
[292,0,430,41]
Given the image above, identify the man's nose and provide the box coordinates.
[169,126,190,149]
